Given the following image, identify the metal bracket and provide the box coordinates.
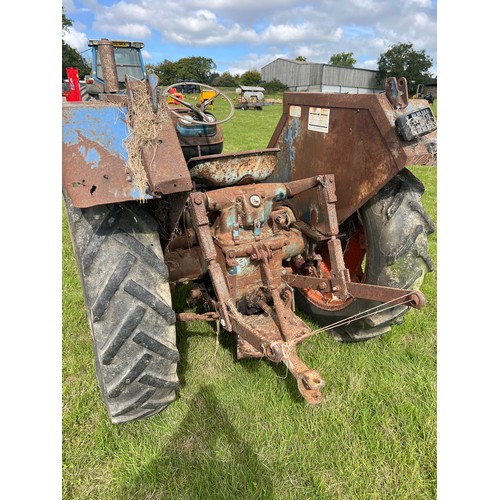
[283,172,426,309]
[188,191,233,331]
[282,273,425,309]
[187,183,330,404]
[146,73,159,113]
[385,76,409,109]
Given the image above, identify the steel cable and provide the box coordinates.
[307,291,417,336]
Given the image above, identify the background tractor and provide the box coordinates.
[82,38,146,99]
[62,39,436,423]
[412,83,435,104]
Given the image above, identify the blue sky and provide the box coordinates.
[62,0,437,76]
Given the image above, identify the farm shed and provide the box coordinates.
[423,78,437,98]
[261,58,384,94]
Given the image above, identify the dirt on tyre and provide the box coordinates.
[64,194,179,423]
[295,168,435,342]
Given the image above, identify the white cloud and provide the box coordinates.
[107,1,150,21]
[188,0,304,23]
[227,51,288,75]
[200,26,260,45]
[414,12,432,29]
[182,9,218,32]
[261,23,342,45]
[409,0,432,7]
[262,24,314,44]
[191,0,295,7]
[96,22,152,39]
[93,1,152,38]
[351,0,378,9]
[357,59,378,70]
[63,0,437,75]
[63,27,88,53]
[62,0,77,14]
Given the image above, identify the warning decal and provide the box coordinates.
[308,107,330,133]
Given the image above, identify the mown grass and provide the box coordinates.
[62,91,437,499]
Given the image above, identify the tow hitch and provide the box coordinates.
[170,172,424,404]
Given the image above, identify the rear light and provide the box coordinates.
[86,77,94,84]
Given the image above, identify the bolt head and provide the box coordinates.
[249,194,261,207]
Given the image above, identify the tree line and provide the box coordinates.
[143,60,286,91]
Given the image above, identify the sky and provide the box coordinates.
[62,0,437,77]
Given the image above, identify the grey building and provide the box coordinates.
[261,58,384,94]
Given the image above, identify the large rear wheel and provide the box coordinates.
[295,169,435,341]
[64,195,179,423]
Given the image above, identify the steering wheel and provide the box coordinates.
[164,82,235,125]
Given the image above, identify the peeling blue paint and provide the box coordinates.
[62,105,129,160]
[227,266,238,275]
[285,117,300,164]
[131,184,153,201]
[76,146,101,169]
[232,257,255,277]
[266,116,300,183]
[275,186,287,201]
[86,147,100,169]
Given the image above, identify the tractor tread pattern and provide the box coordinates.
[124,280,176,324]
[92,252,137,321]
[63,196,178,423]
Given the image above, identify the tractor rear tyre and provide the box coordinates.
[64,195,179,423]
[295,169,434,342]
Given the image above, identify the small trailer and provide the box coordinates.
[234,85,269,110]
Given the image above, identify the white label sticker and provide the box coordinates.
[289,105,301,118]
[308,107,330,133]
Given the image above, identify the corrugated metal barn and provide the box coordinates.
[261,58,384,94]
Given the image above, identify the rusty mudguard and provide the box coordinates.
[62,99,193,208]
[267,90,436,224]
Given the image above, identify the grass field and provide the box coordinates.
[62,92,437,499]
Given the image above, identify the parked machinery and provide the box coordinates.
[63,40,436,423]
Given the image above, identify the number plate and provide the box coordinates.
[396,107,437,141]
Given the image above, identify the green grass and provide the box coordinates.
[62,93,437,499]
[180,88,284,152]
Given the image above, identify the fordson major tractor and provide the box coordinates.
[62,39,436,423]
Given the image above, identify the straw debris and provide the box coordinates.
[123,83,168,201]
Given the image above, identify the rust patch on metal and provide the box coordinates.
[385,76,409,109]
[140,114,193,196]
[62,99,192,208]
[267,92,436,223]
[187,149,280,186]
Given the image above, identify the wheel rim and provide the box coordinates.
[293,221,366,311]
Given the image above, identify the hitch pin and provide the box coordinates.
[269,342,325,405]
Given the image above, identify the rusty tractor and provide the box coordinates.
[62,39,436,423]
